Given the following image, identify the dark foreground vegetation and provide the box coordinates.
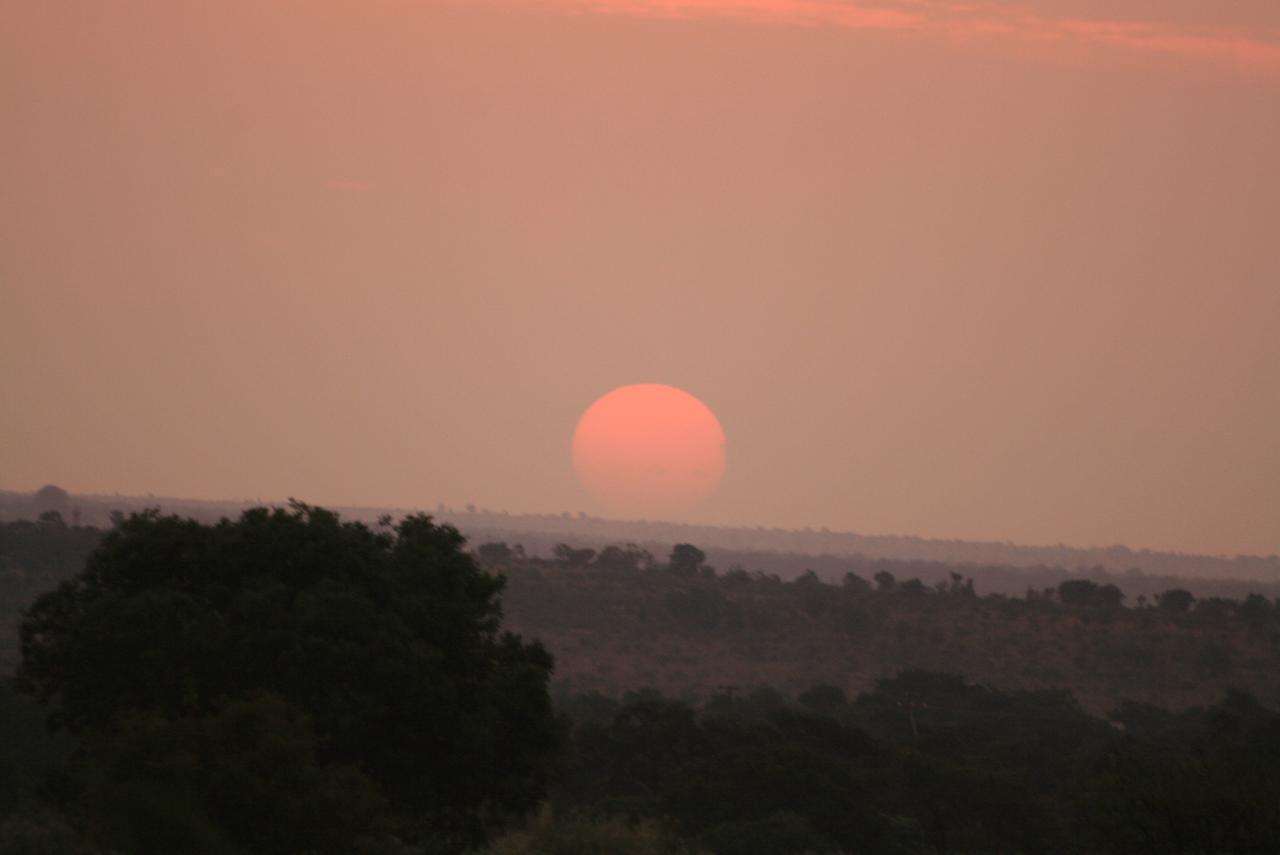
[3,508,1280,853]
[3,507,556,853]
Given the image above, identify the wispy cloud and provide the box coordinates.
[567,0,921,30]
[543,0,1280,74]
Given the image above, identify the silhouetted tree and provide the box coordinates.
[32,486,69,516]
[553,544,596,566]
[595,544,652,574]
[36,511,66,529]
[842,572,871,593]
[1158,588,1195,614]
[1058,579,1124,609]
[19,505,559,849]
[477,541,517,567]
[899,578,928,597]
[668,544,707,578]
[1240,593,1273,625]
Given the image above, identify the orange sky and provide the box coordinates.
[2,1,1278,556]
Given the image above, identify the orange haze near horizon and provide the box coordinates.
[2,1,1278,557]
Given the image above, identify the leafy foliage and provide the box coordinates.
[1082,690,1280,853]
[0,517,102,674]
[555,678,1280,854]
[16,506,558,849]
[0,680,71,820]
[76,693,388,855]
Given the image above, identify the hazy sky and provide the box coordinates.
[3,1,1278,556]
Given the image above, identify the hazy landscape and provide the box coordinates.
[4,488,1280,851]
[4,0,1280,852]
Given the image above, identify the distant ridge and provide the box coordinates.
[3,488,1276,583]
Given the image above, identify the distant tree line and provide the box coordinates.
[7,485,1278,592]
[484,541,1280,711]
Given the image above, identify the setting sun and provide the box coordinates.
[572,384,726,518]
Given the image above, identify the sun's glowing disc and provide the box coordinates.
[572,383,726,518]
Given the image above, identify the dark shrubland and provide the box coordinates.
[488,543,1280,711]
[4,519,1280,852]
[543,675,1280,854]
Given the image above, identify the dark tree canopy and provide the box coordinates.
[476,541,519,568]
[552,543,596,567]
[18,504,559,849]
[32,485,69,513]
[1058,578,1125,609]
[1158,588,1195,614]
[668,544,707,577]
